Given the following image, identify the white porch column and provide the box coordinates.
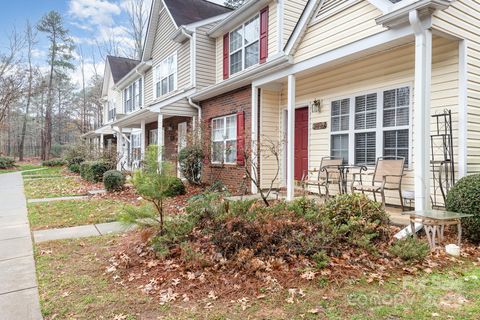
[251,86,259,194]
[140,119,146,159]
[410,10,432,211]
[286,74,296,201]
[100,134,104,151]
[157,113,163,164]
[117,127,123,171]
[458,40,468,178]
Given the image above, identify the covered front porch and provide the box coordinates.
[110,102,198,173]
[252,29,466,212]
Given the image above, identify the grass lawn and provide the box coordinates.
[22,166,65,176]
[23,176,86,199]
[0,164,43,174]
[28,198,131,230]
[35,235,480,320]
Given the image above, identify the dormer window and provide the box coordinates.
[124,78,143,114]
[229,15,259,75]
[155,52,177,98]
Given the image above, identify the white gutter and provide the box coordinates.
[114,60,152,90]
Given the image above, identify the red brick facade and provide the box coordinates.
[200,86,252,194]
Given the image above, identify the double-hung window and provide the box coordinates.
[230,15,259,75]
[383,87,410,164]
[131,132,141,161]
[330,86,410,166]
[155,53,177,98]
[330,98,350,163]
[211,115,237,164]
[124,78,143,113]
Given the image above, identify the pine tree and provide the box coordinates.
[37,11,75,160]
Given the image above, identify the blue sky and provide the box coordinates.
[0,0,225,87]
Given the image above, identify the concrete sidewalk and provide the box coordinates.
[33,221,135,243]
[0,173,42,320]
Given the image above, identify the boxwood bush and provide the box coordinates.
[446,174,480,243]
[103,170,125,192]
[164,177,186,197]
[67,156,84,173]
[42,158,67,167]
[0,156,15,169]
[80,160,109,183]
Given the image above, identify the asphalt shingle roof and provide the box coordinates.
[164,0,232,26]
[106,56,140,84]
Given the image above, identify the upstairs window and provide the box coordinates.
[229,15,259,75]
[107,100,116,122]
[155,52,177,98]
[124,78,143,114]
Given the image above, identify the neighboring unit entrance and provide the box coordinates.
[294,107,309,181]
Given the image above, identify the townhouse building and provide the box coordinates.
[88,0,480,212]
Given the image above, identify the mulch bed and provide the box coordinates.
[105,225,480,306]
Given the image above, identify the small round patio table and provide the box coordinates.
[403,209,473,250]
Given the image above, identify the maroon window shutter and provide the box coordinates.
[236,112,245,165]
[259,6,269,64]
[223,33,229,79]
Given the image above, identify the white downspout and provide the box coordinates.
[180,27,196,88]
[409,10,432,211]
[286,74,296,201]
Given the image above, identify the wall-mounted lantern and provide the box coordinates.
[312,98,322,113]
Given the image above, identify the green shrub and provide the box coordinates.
[446,174,480,243]
[178,145,204,185]
[389,237,430,263]
[103,170,125,192]
[80,160,109,183]
[317,194,390,252]
[0,156,15,169]
[41,158,66,167]
[68,163,80,173]
[312,250,329,269]
[68,156,84,173]
[163,177,186,197]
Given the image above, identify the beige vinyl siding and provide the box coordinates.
[283,0,307,47]
[196,24,217,89]
[215,36,223,83]
[432,0,480,174]
[162,99,198,117]
[144,68,153,106]
[268,0,278,56]
[260,37,459,205]
[150,8,191,101]
[294,0,385,63]
[260,89,283,188]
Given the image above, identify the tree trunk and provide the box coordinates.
[42,31,57,161]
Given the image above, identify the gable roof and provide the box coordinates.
[106,55,140,84]
[164,0,232,26]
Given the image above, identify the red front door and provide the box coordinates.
[294,107,309,181]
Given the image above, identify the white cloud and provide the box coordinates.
[68,0,121,27]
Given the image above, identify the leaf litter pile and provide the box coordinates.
[105,193,480,309]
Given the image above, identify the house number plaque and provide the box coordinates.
[312,122,327,130]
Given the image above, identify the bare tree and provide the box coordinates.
[19,21,37,161]
[244,136,284,206]
[125,0,149,60]
[0,29,25,125]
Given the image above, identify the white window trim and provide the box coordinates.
[229,14,260,76]
[123,78,143,114]
[154,52,178,99]
[211,114,237,165]
[329,84,413,168]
